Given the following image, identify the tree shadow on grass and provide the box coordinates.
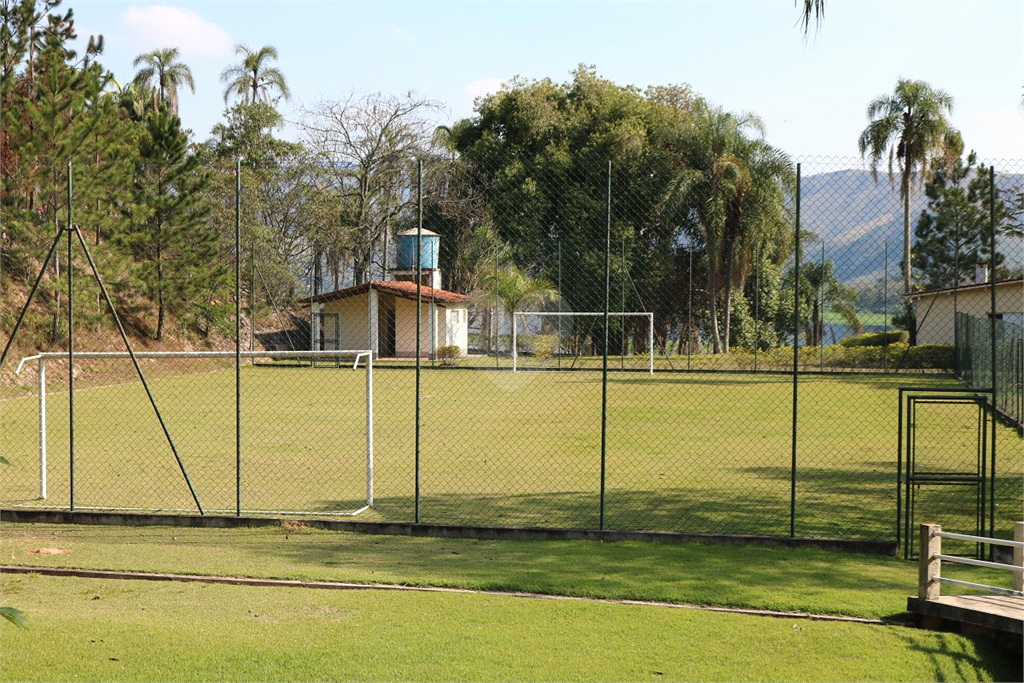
[311,480,890,541]
[887,629,1022,683]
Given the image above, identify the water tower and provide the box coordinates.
[392,228,442,289]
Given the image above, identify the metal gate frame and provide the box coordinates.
[898,386,995,559]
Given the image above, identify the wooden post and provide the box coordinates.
[1014,522,1023,593]
[919,523,941,600]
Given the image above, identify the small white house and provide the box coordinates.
[305,280,470,359]
[905,278,1024,345]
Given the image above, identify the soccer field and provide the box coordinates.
[1,362,1020,541]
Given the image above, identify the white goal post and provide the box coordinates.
[512,312,654,374]
[14,350,374,515]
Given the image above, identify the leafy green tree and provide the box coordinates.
[449,67,686,354]
[220,44,289,106]
[208,101,291,169]
[121,109,225,340]
[858,79,956,342]
[131,47,194,115]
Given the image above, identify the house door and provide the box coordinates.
[319,312,340,351]
[378,296,396,357]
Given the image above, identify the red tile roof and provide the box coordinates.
[302,280,471,306]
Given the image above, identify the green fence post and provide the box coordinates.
[988,166,997,540]
[235,159,242,517]
[600,160,611,530]
[790,162,801,538]
[67,163,75,511]
[415,159,423,524]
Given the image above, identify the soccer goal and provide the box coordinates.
[13,349,374,516]
[511,312,654,374]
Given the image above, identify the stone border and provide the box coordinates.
[0,508,897,555]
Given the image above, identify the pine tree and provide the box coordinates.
[914,152,1010,290]
[122,109,226,340]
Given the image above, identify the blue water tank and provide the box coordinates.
[396,228,439,270]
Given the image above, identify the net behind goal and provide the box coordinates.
[511,312,654,374]
[5,350,373,516]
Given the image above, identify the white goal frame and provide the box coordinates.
[14,350,374,515]
[512,312,654,374]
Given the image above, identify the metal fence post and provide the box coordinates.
[67,163,75,512]
[600,160,611,530]
[790,162,801,538]
[235,158,242,517]
[687,245,692,370]
[754,244,759,372]
[415,159,422,523]
[883,241,889,374]
[819,240,825,370]
[988,166,997,539]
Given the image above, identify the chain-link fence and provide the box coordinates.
[2,154,1022,551]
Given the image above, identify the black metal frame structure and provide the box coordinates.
[898,386,995,559]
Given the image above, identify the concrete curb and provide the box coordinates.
[0,509,897,555]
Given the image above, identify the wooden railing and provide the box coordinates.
[919,522,1024,600]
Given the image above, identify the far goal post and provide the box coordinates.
[512,312,654,374]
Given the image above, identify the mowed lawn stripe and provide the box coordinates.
[1,574,1016,682]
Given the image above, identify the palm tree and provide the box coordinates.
[110,77,152,121]
[132,47,195,114]
[719,135,794,351]
[477,263,559,351]
[798,0,826,33]
[662,100,792,353]
[220,44,290,105]
[858,79,956,341]
[794,258,861,347]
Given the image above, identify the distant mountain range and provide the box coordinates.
[799,168,1024,287]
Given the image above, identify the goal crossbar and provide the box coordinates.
[14,350,374,514]
[511,312,654,374]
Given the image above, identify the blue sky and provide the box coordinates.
[69,1,1022,160]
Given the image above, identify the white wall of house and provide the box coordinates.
[912,282,1024,345]
[322,294,371,350]
[315,289,469,358]
[394,296,435,357]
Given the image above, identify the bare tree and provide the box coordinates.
[297,92,443,284]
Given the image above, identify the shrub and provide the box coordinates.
[840,330,909,348]
[436,345,461,367]
[905,344,955,370]
[521,334,559,360]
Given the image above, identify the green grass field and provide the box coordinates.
[2,362,1020,542]
[1,524,1020,681]
[1,523,1016,619]
[2,574,1015,682]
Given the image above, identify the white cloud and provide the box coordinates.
[122,5,234,58]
